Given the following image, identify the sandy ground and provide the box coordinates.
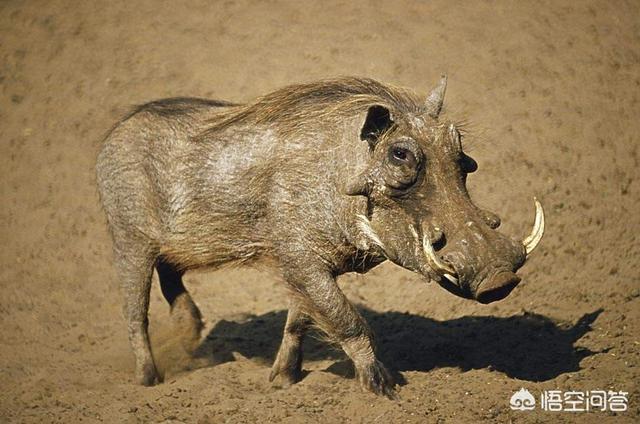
[1,0,639,422]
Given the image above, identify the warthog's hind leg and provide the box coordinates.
[112,233,160,386]
[156,258,204,354]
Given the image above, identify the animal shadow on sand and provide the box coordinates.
[171,307,604,383]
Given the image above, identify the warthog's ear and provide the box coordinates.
[360,105,393,148]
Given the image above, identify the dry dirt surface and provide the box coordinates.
[1,0,639,423]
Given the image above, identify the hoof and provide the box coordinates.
[269,363,302,387]
[356,359,397,399]
[269,342,303,386]
[138,362,162,386]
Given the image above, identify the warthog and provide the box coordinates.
[96,76,544,397]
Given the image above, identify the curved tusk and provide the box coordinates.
[356,214,385,250]
[523,198,545,255]
[444,273,458,284]
[422,234,456,275]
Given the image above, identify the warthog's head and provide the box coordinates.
[347,76,544,303]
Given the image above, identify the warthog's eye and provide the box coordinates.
[383,141,422,195]
[389,146,417,168]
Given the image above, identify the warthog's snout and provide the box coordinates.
[418,199,545,303]
[474,271,521,304]
[434,266,523,304]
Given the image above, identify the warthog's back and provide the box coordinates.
[97,97,272,268]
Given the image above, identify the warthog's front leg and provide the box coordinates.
[284,267,396,398]
[269,300,311,385]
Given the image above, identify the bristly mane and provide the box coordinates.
[197,77,425,139]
